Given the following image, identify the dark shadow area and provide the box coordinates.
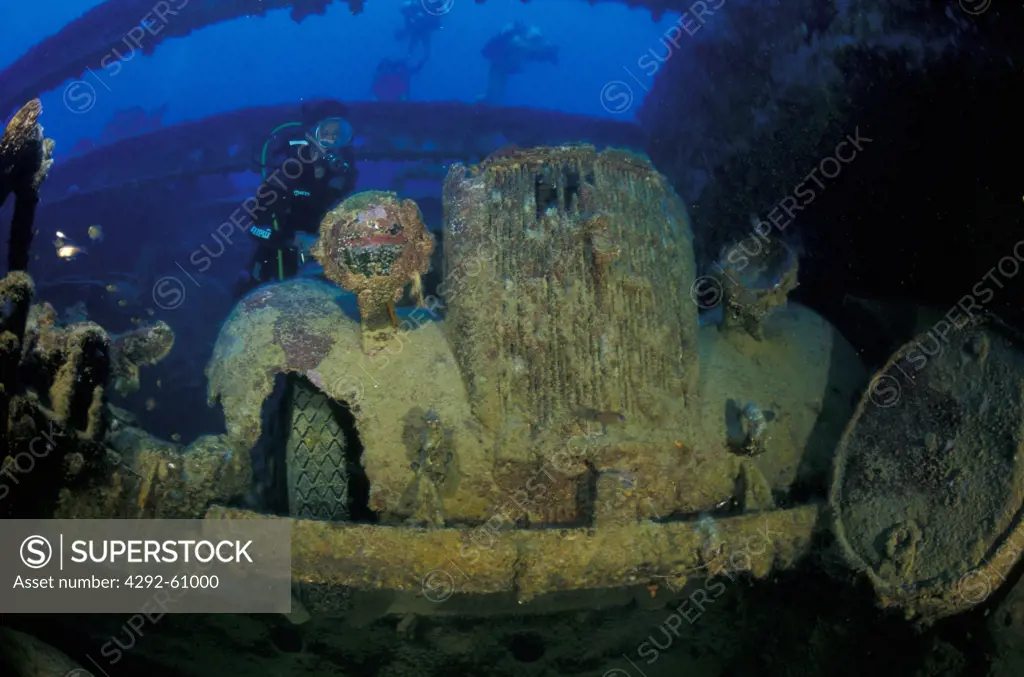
[506,631,546,663]
[250,372,292,515]
[337,390,374,523]
[796,49,1024,339]
[790,334,867,504]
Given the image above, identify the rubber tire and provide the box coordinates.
[285,378,350,521]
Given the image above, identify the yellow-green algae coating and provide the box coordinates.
[207,279,350,447]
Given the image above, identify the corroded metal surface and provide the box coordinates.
[206,504,821,605]
[207,278,745,524]
[313,191,434,352]
[108,320,175,395]
[718,238,799,340]
[442,145,699,436]
[207,146,859,527]
[1,99,54,271]
[440,146,710,524]
[831,317,1024,623]
[51,427,253,520]
[2,243,181,520]
[696,302,867,495]
[206,278,501,523]
[206,278,736,525]
[207,279,352,446]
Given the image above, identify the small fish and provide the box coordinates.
[156,379,162,388]
[146,308,155,316]
[171,433,181,442]
[145,397,156,411]
[57,244,87,260]
[54,231,88,260]
[131,317,141,326]
[118,299,127,307]
[106,284,118,292]
[87,224,104,242]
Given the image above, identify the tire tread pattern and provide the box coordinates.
[286,381,349,521]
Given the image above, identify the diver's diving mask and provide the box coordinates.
[313,117,354,170]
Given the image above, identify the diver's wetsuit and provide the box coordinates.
[237,126,357,296]
[397,0,442,70]
[481,23,559,103]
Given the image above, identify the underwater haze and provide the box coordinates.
[1,0,676,148]
[1,1,1023,677]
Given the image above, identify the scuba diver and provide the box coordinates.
[373,1,443,100]
[395,0,443,71]
[234,100,358,298]
[481,22,559,104]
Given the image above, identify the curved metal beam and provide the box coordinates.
[207,504,820,606]
[0,1,349,119]
[40,101,647,205]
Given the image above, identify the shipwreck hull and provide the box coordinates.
[38,102,645,207]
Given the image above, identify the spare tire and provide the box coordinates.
[286,377,350,521]
[830,316,1024,623]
